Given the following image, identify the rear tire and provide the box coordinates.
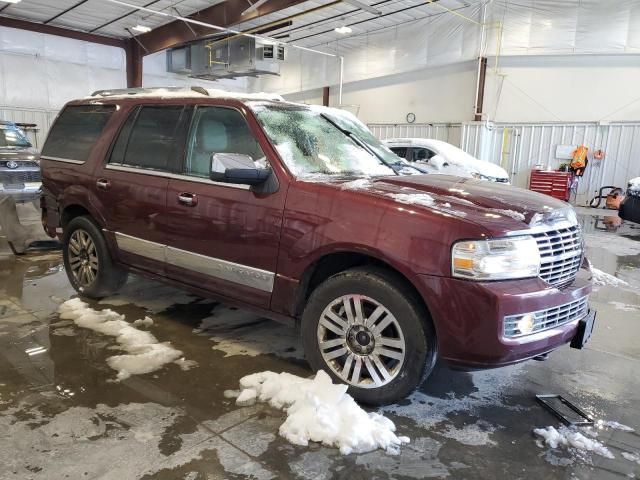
[301,267,437,406]
[62,216,128,298]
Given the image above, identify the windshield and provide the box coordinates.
[0,125,31,148]
[250,104,397,177]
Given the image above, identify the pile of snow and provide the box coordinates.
[533,425,614,459]
[341,178,373,190]
[58,298,191,381]
[622,451,640,464]
[597,420,634,432]
[230,370,409,455]
[591,267,630,287]
[387,193,435,207]
[489,209,526,222]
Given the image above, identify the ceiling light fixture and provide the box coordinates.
[132,24,152,33]
[0,0,22,3]
[335,26,352,34]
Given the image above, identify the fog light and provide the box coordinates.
[516,314,535,334]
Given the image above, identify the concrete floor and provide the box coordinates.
[1,204,639,480]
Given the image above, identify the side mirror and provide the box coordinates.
[430,154,446,170]
[210,153,271,185]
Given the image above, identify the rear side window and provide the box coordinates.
[42,105,115,162]
[109,106,187,173]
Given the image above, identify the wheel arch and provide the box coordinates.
[61,204,92,227]
[294,250,437,337]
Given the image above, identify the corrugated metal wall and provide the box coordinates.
[0,106,58,149]
[368,123,462,147]
[370,121,640,206]
[461,122,640,206]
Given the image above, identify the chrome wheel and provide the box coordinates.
[68,229,99,287]
[317,294,406,389]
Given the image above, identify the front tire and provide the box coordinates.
[301,267,437,405]
[62,216,128,298]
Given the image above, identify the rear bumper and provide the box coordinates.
[417,267,593,368]
[0,182,41,203]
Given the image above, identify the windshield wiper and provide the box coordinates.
[320,113,399,176]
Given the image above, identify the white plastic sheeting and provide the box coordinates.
[0,26,126,111]
[253,3,482,95]
[251,0,640,96]
[486,0,640,56]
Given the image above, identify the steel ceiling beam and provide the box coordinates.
[0,16,125,49]
[43,0,90,25]
[342,0,382,15]
[133,0,309,55]
[90,0,163,33]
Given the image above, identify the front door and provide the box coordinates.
[94,104,191,275]
[164,105,287,308]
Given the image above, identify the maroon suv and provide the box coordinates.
[40,87,594,405]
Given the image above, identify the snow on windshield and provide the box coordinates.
[250,104,395,178]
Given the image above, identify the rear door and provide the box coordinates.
[94,105,191,275]
[163,105,287,308]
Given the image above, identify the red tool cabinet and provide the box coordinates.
[528,170,571,201]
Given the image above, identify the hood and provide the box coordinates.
[435,146,508,180]
[0,147,40,161]
[336,174,568,232]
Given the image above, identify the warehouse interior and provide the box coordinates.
[0,1,639,479]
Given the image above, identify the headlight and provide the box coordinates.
[472,172,491,181]
[452,236,540,280]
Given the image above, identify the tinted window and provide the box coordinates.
[389,147,408,159]
[184,107,266,178]
[42,105,115,161]
[108,107,138,165]
[118,106,186,172]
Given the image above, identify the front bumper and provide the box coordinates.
[0,182,41,203]
[417,267,592,368]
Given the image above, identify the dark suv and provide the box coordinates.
[0,121,41,203]
[40,87,594,405]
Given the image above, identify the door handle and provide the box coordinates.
[96,178,111,191]
[177,192,197,206]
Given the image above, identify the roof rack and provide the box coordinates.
[90,86,209,97]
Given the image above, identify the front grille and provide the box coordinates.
[532,225,582,286]
[503,296,589,337]
[0,161,39,168]
[0,170,41,183]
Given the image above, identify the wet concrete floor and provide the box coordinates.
[1,205,639,479]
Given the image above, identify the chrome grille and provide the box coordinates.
[504,296,589,337]
[532,225,582,286]
[0,170,41,183]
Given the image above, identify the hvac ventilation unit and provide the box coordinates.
[166,37,285,80]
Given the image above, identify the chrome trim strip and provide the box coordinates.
[166,246,274,293]
[40,156,85,164]
[112,231,273,292]
[114,232,166,262]
[105,164,250,190]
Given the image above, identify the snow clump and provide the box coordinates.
[233,370,409,455]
